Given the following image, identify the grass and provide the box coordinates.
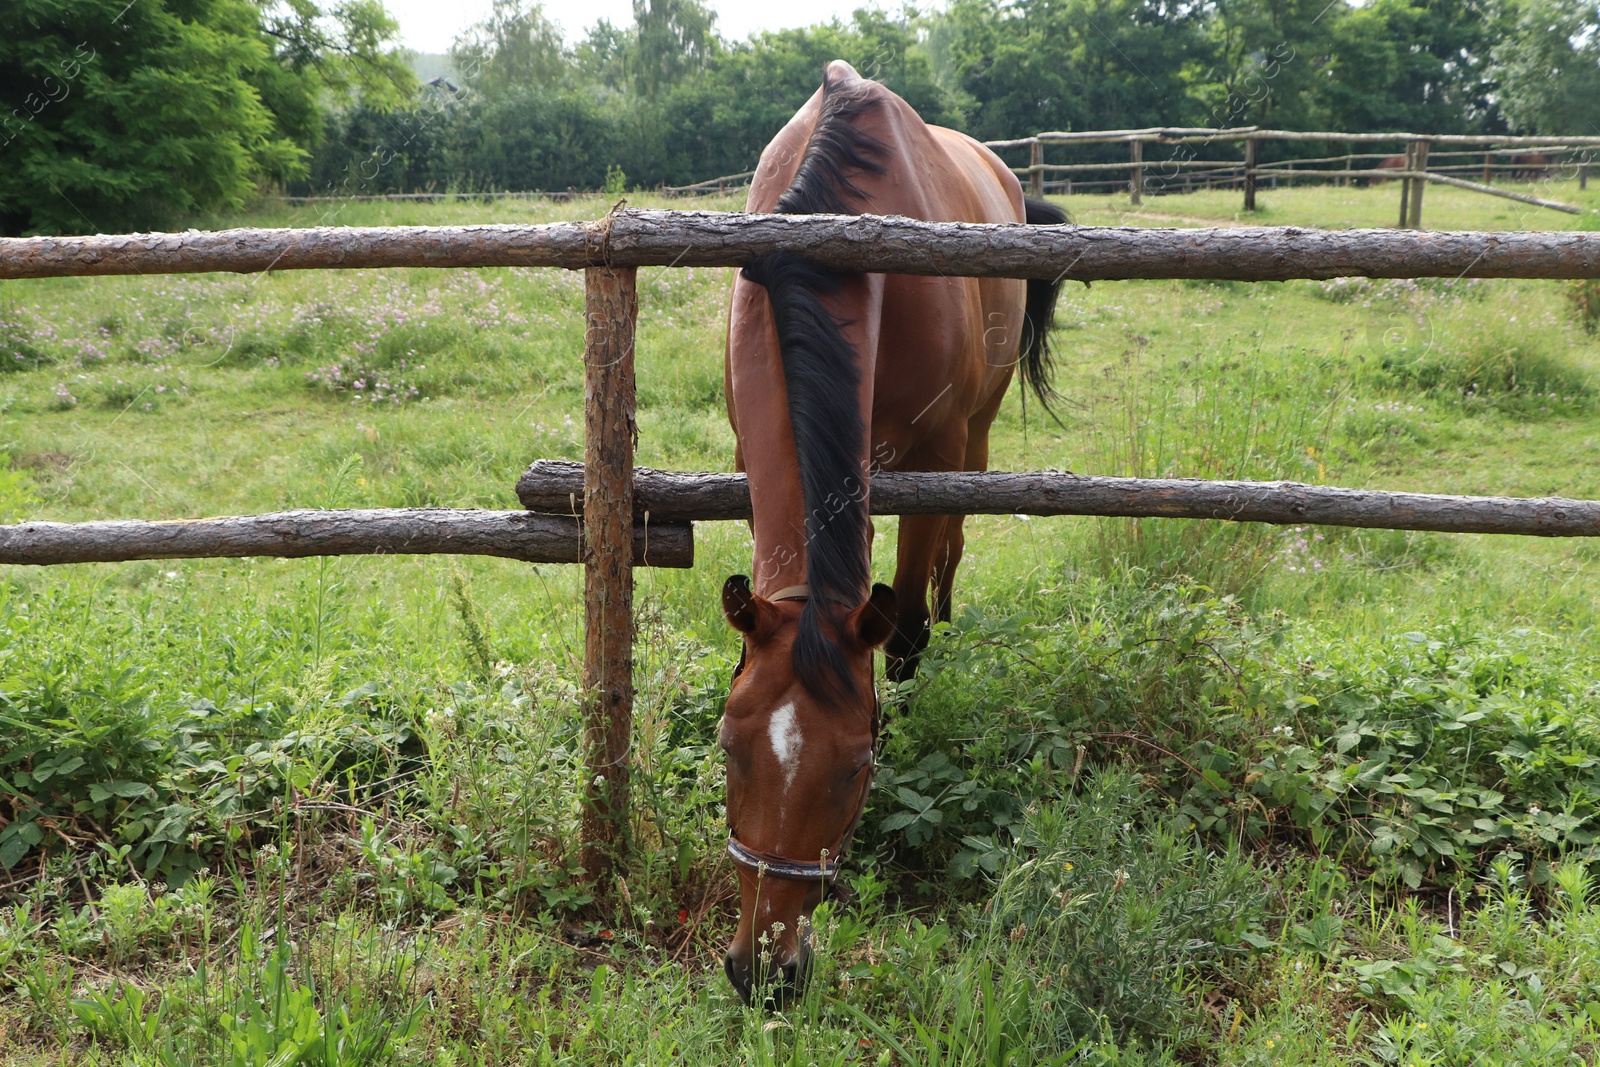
[1,177,1599,1063]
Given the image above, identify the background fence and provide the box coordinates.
[666,127,1600,227]
[4,208,1600,883]
[989,128,1600,225]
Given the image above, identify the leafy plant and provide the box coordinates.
[0,452,38,521]
[1249,625,1600,888]
[1567,279,1600,334]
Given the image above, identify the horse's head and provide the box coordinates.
[718,574,896,1005]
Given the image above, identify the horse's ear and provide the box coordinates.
[851,583,898,649]
[722,574,769,634]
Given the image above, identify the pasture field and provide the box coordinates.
[2,179,1600,1065]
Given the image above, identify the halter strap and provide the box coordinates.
[724,587,881,888]
[725,736,878,885]
[726,835,842,881]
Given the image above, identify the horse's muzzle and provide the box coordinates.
[724,945,812,1007]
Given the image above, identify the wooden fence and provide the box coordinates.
[667,128,1598,227]
[4,209,1600,883]
[988,127,1600,225]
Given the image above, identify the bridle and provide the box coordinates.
[724,585,881,889]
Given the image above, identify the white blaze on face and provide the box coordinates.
[768,701,803,789]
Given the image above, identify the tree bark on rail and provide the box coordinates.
[517,460,1600,537]
[4,211,1599,282]
[0,508,694,566]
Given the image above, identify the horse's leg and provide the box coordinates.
[885,513,950,684]
[883,422,967,681]
[931,516,964,627]
[928,382,1005,640]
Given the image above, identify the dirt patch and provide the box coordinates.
[14,451,72,474]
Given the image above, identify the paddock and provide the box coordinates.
[3,207,1600,883]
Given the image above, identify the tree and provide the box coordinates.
[940,0,1215,143]
[0,0,302,235]
[450,0,571,97]
[1314,0,1504,134]
[0,0,413,235]
[1197,0,1337,132]
[1491,0,1600,134]
[630,0,718,99]
[255,0,417,148]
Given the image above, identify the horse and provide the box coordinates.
[718,60,1066,1005]
[1510,152,1550,181]
[1369,154,1407,185]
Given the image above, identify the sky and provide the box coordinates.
[381,0,906,53]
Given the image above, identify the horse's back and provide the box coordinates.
[732,62,1032,466]
[745,63,1021,226]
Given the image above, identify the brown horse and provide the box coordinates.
[718,61,1065,1004]
[1370,154,1407,184]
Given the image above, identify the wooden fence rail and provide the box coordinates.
[516,461,1600,538]
[0,509,694,567]
[988,127,1600,148]
[989,126,1597,221]
[4,211,1600,282]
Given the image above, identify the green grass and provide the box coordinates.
[2,180,1600,1064]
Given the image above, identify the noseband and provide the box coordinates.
[725,758,876,883]
[725,586,880,886]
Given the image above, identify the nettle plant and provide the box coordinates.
[866,583,1285,880]
[1249,625,1600,888]
[866,587,1600,892]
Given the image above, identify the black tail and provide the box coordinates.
[1021,196,1068,415]
[741,252,870,702]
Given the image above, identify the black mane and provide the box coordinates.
[742,73,886,701]
[776,77,886,216]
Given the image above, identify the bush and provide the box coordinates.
[864,587,1600,893]
[1249,624,1600,888]
[867,582,1284,880]
[976,771,1274,1046]
[0,594,430,882]
[1376,315,1595,417]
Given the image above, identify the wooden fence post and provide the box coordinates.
[1582,162,1590,190]
[1397,142,1414,228]
[1483,153,1493,185]
[580,264,638,887]
[1029,139,1043,198]
[1243,138,1258,212]
[1407,140,1430,229]
[1129,140,1143,206]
